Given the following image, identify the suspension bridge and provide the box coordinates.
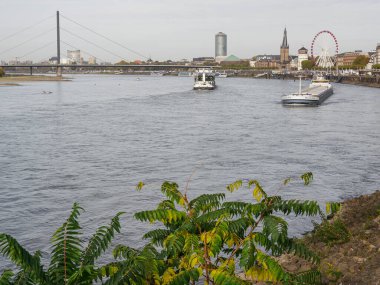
[0,11,210,76]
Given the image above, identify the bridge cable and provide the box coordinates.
[18,41,56,59]
[0,15,54,43]
[60,27,129,62]
[61,40,107,63]
[0,28,56,56]
[60,14,149,60]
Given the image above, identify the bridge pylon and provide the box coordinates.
[56,11,62,77]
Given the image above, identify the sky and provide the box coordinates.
[0,0,379,63]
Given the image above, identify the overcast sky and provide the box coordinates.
[0,0,379,63]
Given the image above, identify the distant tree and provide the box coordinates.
[115,60,129,65]
[220,61,250,69]
[352,55,369,67]
[301,60,314,70]
[202,62,218,66]
[0,67,5,77]
[372,64,380,69]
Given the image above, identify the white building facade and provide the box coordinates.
[376,43,380,65]
[297,47,308,70]
[88,56,96,65]
[67,50,81,64]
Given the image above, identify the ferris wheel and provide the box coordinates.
[311,30,339,69]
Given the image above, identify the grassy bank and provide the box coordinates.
[278,191,380,284]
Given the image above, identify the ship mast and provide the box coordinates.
[298,76,302,95]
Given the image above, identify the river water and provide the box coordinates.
[0,75,379,268]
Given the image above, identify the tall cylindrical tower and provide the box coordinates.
[215,32,227,58]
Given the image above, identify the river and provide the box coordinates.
[0,75,379,267]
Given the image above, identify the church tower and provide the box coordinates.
[280,28,289,64]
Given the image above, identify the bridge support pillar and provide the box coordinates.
[30,66,33,76]
[56,66,62,77]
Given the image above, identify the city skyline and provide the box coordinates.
[0,0,379,62]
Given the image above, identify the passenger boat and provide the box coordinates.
[178,71,193,77]
[216,72,228,78]
[281,75,333,106]
[150,71,164,76]
[193,69,216,90]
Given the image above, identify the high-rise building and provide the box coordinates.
[376,43,380,65]
[297,47,308,70]
[67,50,81,64]
[280,28,289,65]
[215,32,227,62]
[88,56,96,65]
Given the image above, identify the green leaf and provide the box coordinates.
[240,239,257,270]
[135,209,186,224]
[0,234,47,284]
[326,202,341,215]
[143,229,172,246]
[135,181,145,191]
[263,215,288,243]
[248,180,267,200]
[49,202,83,284]
[189,193,225,214]
[273,199,321,216]
[81,212,124,266]
[167,268,201,285]
[211,270,247,285]
[226,180,243,192]
[300,172,313,185]
[0,269,14,285]
[161,181,183,203]
[292,269,322,284]
[286,239,320,264]
[283,177,291,185]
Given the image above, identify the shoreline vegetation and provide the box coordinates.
[0,173,379,284]
[277,190,380,285]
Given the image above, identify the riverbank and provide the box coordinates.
[228,70,380,89]
[0,75,70,84]
[338,76,380,88]
[278,191,380,284]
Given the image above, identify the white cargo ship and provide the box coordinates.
[281,76,333,106]
[193,69,216,90]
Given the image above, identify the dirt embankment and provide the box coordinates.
[0,75,70,84]
[279,191,380,284]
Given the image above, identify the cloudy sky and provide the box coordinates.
[0,0,379,63]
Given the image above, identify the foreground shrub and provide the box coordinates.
[312,219,350,245]
[1,173,327,284]
[135,172,323,285]
[0,204,155,285]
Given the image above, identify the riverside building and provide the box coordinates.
[280,28,290,68]
[297,47,308,70]
[215,32,227,63]
[67,50,81,64]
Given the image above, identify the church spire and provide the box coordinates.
[281,27,289,49]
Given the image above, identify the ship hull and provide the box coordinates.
[282,86,333,106]
[193,86,216,90]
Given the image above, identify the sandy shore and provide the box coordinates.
[0,75,71,84]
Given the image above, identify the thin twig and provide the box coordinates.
[184,161,204,198]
